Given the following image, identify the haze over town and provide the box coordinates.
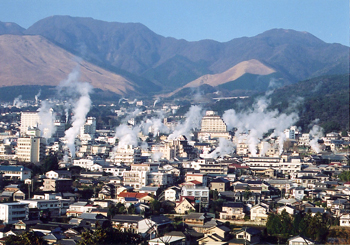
[0,1,348,244]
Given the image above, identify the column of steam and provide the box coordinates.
[64,81,93,160]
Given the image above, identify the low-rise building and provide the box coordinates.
[45,170,72,179]
[250,204,269,221]
[219,202,245,220]
[0,165,31,180]
[42,178,73,192]
[111,214,143,233]
[174,196,195,214]
[0,202,29,224]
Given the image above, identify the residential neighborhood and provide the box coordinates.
[0,99,346,245]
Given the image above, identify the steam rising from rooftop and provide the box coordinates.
[168,105,203,140]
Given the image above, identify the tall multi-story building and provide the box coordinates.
[0,202,29,224]
[21,111,57,139]
[16,135,45,164]
[198,111,230,140]
[20,112,40,135]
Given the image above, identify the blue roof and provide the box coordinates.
[125,197,138,202]
[0,165,31,172]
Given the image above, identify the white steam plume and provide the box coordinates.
[223,94,299,156]
[309,119,324,153]
[153,98,159,107]
[35,89,41,104]
[13,95,23,107]
[38,101,56,139]
[208,138,235,158]
[141,111,169,136]
[168,105,203,140]
[61,69,93,158]
[114,124,140,150]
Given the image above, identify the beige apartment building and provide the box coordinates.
[16,136,44,164]
[198,111,230,140]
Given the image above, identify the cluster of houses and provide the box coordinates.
[0,105,347,244]
[0,148,347,244]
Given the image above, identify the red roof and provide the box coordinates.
[176,196,195,204]
[190,180,202,185]
[118,192,149,199]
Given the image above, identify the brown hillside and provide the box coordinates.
[0,35,136,95]
[184,59,275,87]
[168,59,276,96]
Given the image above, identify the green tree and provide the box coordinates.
[78,227,142,245]
[243,187,252,201]
[339,171,350,182]
[280,209,292,236]
[5,232,47,245]
[128,204,136,214]
[40,153,59,173]
[149,200,161,215]
[266,213,282,236]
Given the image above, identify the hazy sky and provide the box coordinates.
[0,0,349,46]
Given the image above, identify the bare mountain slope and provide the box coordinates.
[183,59,275,87]
[168,59,276,96]
[0,35,136,95]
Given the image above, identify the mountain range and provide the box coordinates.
[0,15,348,98]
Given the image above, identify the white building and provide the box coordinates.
[19,198,71,216]
[102,165,128,177]
[250,203,269,221]
[147,172,174,187]
[66,202,96,217]
[164,186,181,202]
[284,127,297,140]
[340,213,350,227]
[20,111,40,135]
[181,186,209,206]
[45,170,71,179]
[73,156,107,171]
[123,163,159,189]
[0,202,29,224]
[299,133,312,146]
[113,145,141,165]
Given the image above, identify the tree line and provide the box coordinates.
[266,209,336,243]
